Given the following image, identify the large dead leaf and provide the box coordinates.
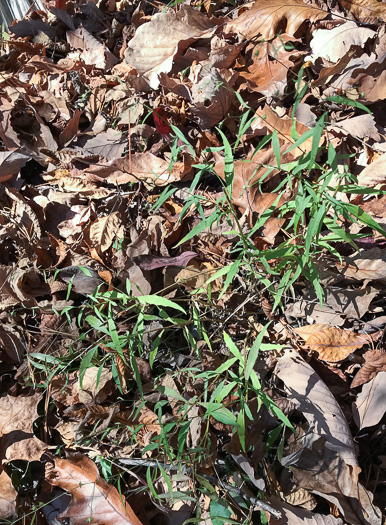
[276,349,358,467]
[288,287,378,326]
[191,68,237,129]
[0,151,29,178]
[276,350,378,524]
[49,454,142,524]
[0,394,50,464]
[337,248,386,281]
[266,496,344,524]
[251,104,315,158]
[124,5,214,88]
[327,114,380,141]
[87,152,193,187]
[353,371,386,429]
[225,0,328,41]
[309,22,376,63]
[357,153,386,187]
[239,36,301,98]
[287,439,380,525]
[297,326,370,362]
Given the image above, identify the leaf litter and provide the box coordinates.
[1,0,386,523]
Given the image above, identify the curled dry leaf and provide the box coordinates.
[225,0,328,41]
[0,393,51,465]
[49,454,143,525]
[299,326,370,362]
[351,350,386,388]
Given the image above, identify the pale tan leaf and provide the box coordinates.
[89,212,121,252]
[353,371,386,429]
[77,367,112,404]
[50,454,143,525]
[0,327,25,363]
[225,0,328,41]
[0,393,42,436]
[309,22,375,63]
[124,5,214,88]
[305,327,370,362]
[67,27,118,70]
[239,36,301,98]
[266,496,344,524]
[4,186,41,244]
[357,153,386,187]
[327,114,380,141]
[276,348,358,466]
[337,247,386,280]
[0,394,50,463]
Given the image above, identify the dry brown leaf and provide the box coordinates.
[0,327,25,363]
[77,367,113,404]
[225,0,328,41]
[89,212,121,252]
[294,324,332,339]
[239,36,300,98]
[357,153,386,187]
[276,349,359,465]
[337,248,386,281]
[353,371,386,429]
[351,351,386,388]
[66,27,118,70]
[0,394,50,464]
[49,454,143,525]
[304,327,370,362]
[309,22,376,63]
[124,5,214,88]
[252,104,316,157]
[339,0,386,22]
[266,496,344,524]
[87,152,193,187]
[0,471,17,521]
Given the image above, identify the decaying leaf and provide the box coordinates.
[49,454,143,525]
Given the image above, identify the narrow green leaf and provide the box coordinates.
[137,295,185,313]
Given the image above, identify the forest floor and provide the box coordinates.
[0,0,386,524]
